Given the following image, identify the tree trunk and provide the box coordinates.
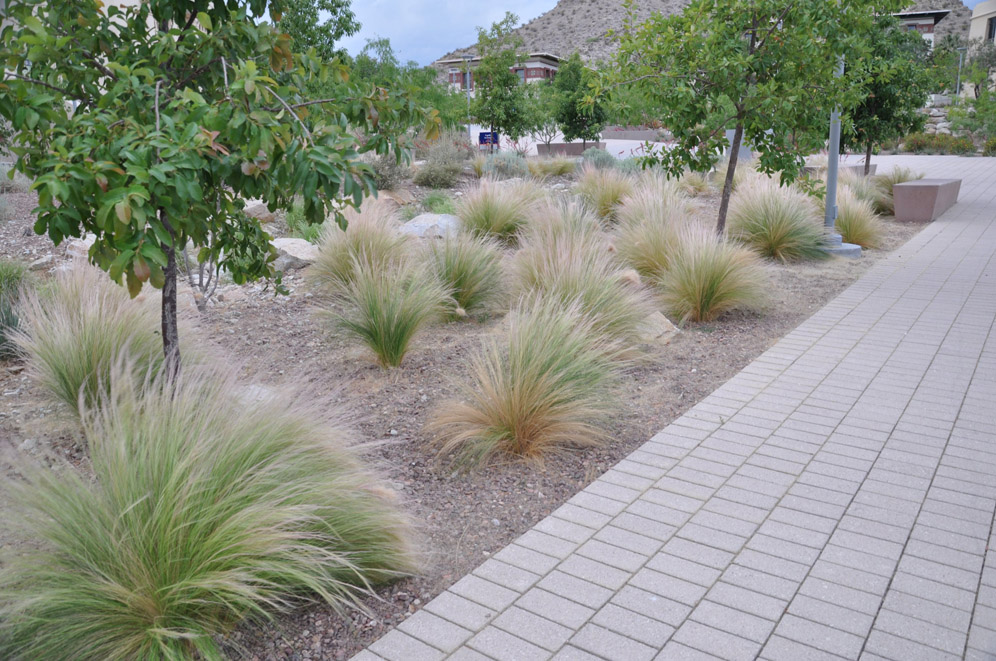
[160,211,181,375]
[864,141,873,176]
[716,123,744,235]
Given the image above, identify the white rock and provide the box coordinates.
[399,213,461,239]
[272,237,318,271]
[637,311,680,345]
[245,202,275,224]
[64,234,96,259]
[28,255,54,271]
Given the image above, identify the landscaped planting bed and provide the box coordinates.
[0,159,926,659]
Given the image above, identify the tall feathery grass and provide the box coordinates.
[431,298,620,466]
[871,166,924,216]
[334,256,448,367]
[576,165,634,222]
[0,361,414,660]
[727,180,827,262]
[837,169,878,205]
[457,178,544,244]
[679,170,711,196]
[835,187,884,249]
[0,259,30,360]
[656,227,768,323]
[712,157,759,193]
[527,157,576,179]
[618,171,694,227]
[309,198,410,290]
[12,263,193,412]
[614,173,694,278]
[427,231,504,319]
[512,200,653,345]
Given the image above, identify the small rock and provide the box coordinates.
[637,311,680,345]
[399,213,461,239]
[272,238,318,271]
[29,255,54,271]
[17,438,37,452]
[382,189,416,205]
[64,234,96,259]
[389,429,398,436]
[245,202,276,224]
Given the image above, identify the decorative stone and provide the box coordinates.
[636,311,680,345]
[64,234,96,259]
[383,189,416,205]
[930,94,952,107]
[399,213,461,239]
[272,237,318,271]
[245,202,276,224]
[28,255,54,271]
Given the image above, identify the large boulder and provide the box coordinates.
[399,213,461,239]
[637,311,680,346]
[64,234,96,259]
[245,202,276,224]
[272,238,318,271]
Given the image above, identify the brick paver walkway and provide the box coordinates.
[354,156,996,661]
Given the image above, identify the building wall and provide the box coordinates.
[969,0,996,41]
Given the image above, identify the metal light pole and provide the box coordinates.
[462,55,473,143]
[823,55,860,257]
[956,47,968,98]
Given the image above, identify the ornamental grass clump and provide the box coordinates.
[0,361,414,660]
[527,157,576,178]
[309,198,410,291]
[428,231,504,319]
[457,178,544,244]
[618,171,694,227]
[871,166,924,215]
[0,259,30,360]
[431,298,620,466]
[679,170,711,196]
[576,165,634,222]
[512,201,652,345]
[835,187,883,249]
[334,256,448,367]
[613,209,687,280]
[12,263,193,413]
[656,226,768,323]
[727,180,827,262]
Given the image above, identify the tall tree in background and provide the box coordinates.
[472,12,532,143]
[611,0,905,233]
[276,0,359,61]
[555,52,606,148]
[0,0,436,369]
[844,17,932,174]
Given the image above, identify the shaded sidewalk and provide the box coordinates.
[355,155,996,661]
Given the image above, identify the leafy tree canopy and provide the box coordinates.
[275,0,359,61]
[0,0,437,366]
[554,52,606,147]
[471,12,532,141]
[608,0,906,232]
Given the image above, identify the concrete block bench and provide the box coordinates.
[893,178,961,222]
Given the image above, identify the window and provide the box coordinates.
[516,69,525,82]
[988,17,996,42]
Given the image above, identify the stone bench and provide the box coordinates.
[893,178,961,222]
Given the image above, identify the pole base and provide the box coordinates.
[823,232,862,258]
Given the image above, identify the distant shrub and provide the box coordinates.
[423,191,456,215]
[656,227,768,322]
[471,155,486,178]
[457,178,544,244]
[728,180,827,262]
[12,263,198,412]
[576,165,634,221]
[0,258,29,300]
[871,166,924,215]
[0,163,32,194]
[413,137,466,188]
[310,198,410,290]
[903,132,975,155]
[617,157,646,174]
[483,151,529,179]
[984,136,996,157]
[527,157,575,178]
[430,298,620,466]
[334,256,447,368]
[369,153,408,190]
[835,187,883,249]
[428,231,504,319]
[581,147,616,170]
[0,362,413,660]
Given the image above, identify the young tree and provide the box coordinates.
[472,12,531,143]
[610,0,904,233]
[555,52,606,149]
[966,38,996,99]
[276,0,359,61]
[844,17,932,174]
[0,0,436,370]
[531,82,562,147]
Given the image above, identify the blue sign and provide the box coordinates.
[479,131,499,145]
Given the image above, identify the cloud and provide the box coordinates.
[337,0,559,66]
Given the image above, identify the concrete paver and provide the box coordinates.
[353,156,996,660]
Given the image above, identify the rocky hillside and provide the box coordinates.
[436,0,690,64]
[434,0,972,66]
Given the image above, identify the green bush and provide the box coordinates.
[581,147,617,170]
[984,136,996,157]
[369,153,409,191]
[482,151,529,179]
[428,231,504,319]
[0,258,29,300]
[727,180,827,262]
[0,362,413,659]
[423,191,456,215]
[285,200,324,243]
[12,263,201,413]
[334,256,448,368]
[431,297,620,466]
[413,136,468,189]
[902,132,975,155]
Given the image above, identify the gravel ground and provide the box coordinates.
[0,178,927,660]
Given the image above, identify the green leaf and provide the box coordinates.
[197,12,212,31]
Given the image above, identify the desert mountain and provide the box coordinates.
[434,0,972,66]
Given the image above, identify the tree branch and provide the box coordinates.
[262,84,312,145]
[4,73,89,102]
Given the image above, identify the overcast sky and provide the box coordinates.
[337,0,559,66]
[338,0,988,67]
